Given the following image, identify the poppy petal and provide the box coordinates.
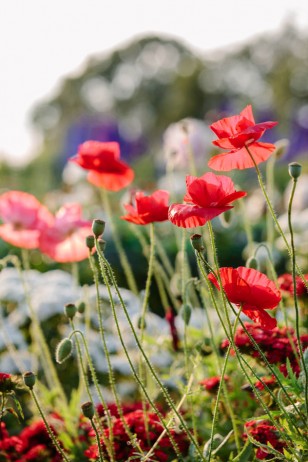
[208,142,276,171]
[87,167,134,191]
[242,309,277,330]
[168,203,231,228]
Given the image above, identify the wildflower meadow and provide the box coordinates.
[0,105,307,461]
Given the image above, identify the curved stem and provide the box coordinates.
[245,145,308,289]
[100,189,138,295]
[288,178,308,418]
[96,244,205,460]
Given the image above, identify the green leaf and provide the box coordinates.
[232,441,253,462]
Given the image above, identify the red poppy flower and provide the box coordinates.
[121,190,169,225]
[200,375,230,393]
[208,267,281,329]
[71,141,134,191]
[277,273,308,297]
[208,106,278,171]
[0,191,53,249]
[168,172,246,228]
[39,204,93,263]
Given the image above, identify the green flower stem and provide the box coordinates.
[139,223,155,340]
[90,417,106,462]
[245,145,308,288]
[100,188,138,295]
[154,235,174,278]
[266,154,276,249]
[88,253,144,457]
[14,255,67,406]
[238,198,254,255]
[196,253,298,448]
[288,177,308,418]
[142,371,195,462]
[68,329,115,461]
[29,388,71,462]
[69,319,94,406]
[96,245,205,461]
[207,221,302,417]
[95,242,182,459]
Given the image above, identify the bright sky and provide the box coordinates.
[1,0,308,165]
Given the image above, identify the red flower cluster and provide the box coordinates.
[168,172,246,228]
[0,418,64,461]
[208,267,281,329]
[244,420,286,460]
[200,375,230,393]
[0,372,14,393]
[221,323,308,375]
[84,409,189,461]
[208,105,277,171]
[71,141,134,191]
[278,273,308,297]
[121,190,169,225]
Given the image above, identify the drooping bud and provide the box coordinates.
[137,316,146,330]
[190,234,204,252]
[181,303,192,325]
[97,238,107,252]
[288,162,302,180]
[246,256,259,270]
[219,209,233,228]
[55,338,73,364]
[77,301,86,314]
[64,303,77,319]
[86,235,95,251]
[23,371,36,390]
[273,139,289,159]
[92,219,105,238]
[81,401,94,420]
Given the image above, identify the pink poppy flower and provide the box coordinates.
[0,191,53,249]
[208,105,278,171]
[71,141,134,191]
[39,204,93,263]
[121,190,169,225]
[168,172,246,228]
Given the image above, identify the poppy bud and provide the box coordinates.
[219,209,233,228]
[55,338,73,364]
[64,303,77,319]
[77,301,86,314]
[288,162,302,180]
[86,235,95,250]
[274,139,289,159]
[181,303,192,325]
[190,234,204,252]
[81,401,94,420]
[92,219,105,238]
[97,238,107,252]
[23,371,36,390]
[246,256,259,270]
[137,316,146,329]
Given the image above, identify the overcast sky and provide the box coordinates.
[1,0,308,165]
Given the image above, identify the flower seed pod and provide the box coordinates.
[23,371,36,390]
[64,303,77,319]
[77,301,86,314]
[81,401,94,420]
[181,303,192,325]
[288,162,302,180]
[55,338,73,364]
[92,219,105,238]
[190,234,204,252]
[86,235,95,250]
[97,238,107,252]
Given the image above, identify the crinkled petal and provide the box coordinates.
[168,203,230,228]
[208,142,276,171]
[242,308,277,330]
[87,166,134,191]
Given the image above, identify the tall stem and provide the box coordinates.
[100,189,138,295]
[245,145,308,288]
[288,177,308,418]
